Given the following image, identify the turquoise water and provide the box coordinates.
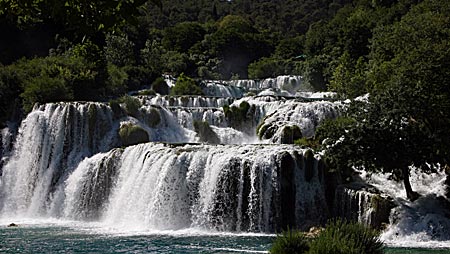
[0,224,449,254]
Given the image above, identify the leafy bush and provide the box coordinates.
[118,95,142,118]
[170,73,203,95]
[104,33,135,67]
[270,229,310,254]
[0,65,22,124]
[122,65,157,92]
[308,220,384,254]
[248,57,286,79]
[106,64,128,96]
[15,55,97,111]
[151,77,169,95]
[21,75,73,111]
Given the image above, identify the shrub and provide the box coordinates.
[122,65,157,92]
[170,73,203,95]
[106,64,128,96]
[308,220,384,254]
[270,229,310,254]
[151,77,169,95]
[119,95,142,118]
[21,75,73,112]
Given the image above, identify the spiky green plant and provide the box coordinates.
[270,228,309,254]
[308,219,384,254]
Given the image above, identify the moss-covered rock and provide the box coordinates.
[223,101,257,134]
[333,183,395,229]
[109,99,126,119]
[122,95,142,118]
[143,107,161,128]
[194,120,220,144]
[280,125,302,144]
[119,123,149,146]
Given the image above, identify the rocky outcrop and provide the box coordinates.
[333,182,394,229]
[119,123,149,146]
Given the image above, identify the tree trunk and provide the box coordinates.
[402,167,420,201]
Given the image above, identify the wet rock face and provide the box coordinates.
[333,183,395,229]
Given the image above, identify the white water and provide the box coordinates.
[0,102,118,217]
[96,144,326,232]
[202,75,305,96]
[361,168,450,248]
[0,141,327,233]
[0,75,448,249]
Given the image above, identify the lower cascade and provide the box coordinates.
[63,143,327,232]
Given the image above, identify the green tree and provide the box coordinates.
[162,22,205,52]
[321,0,450,200]
[0,0,161,41]
[170,73,203,95]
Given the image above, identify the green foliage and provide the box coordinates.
[105,33,135,67]
[161,51,190,76]
[151,77,169,95]
[162,22,205,52]
[0,0,161,40]
[21,75,73,112]
[170,73,203,96]
[122,65,157,92]
[106,64,128,96]
[274,36,305,59]
[329,52,367,98]
[320,0,450,199]
[308,220,384,254]
[11,54,98,112]
[270,229,310,254]
[0,65,22,123]
[248,58,288,79]
[118,95,142,118]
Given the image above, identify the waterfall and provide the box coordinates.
[200,75,305,97]
[0,102,118,217]
[359,168,450,247]
[143,95,235,108]
[61,143,327,232]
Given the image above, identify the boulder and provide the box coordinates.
[119,123,149,146]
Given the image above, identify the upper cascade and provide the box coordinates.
[165,75,309,98]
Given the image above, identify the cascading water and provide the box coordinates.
[2,74,448,251]
[361,168,450,248]
[201,75,305,96]
[62,143,327,232]
[0,102,118,218]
